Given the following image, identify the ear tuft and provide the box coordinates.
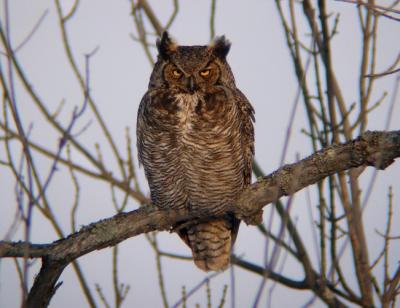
[156,31,177,59]
[212,35,231,59]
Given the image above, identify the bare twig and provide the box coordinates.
[210,0,217,41]
[336,0,400,21]
[171,272,221,308]
[13,10,49,53]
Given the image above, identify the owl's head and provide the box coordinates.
[148,32,235,93]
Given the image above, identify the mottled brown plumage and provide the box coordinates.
[137,32,254,271]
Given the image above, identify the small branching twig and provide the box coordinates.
[217,285,228,308]
[95,284,111,308]
[209,0,217,41]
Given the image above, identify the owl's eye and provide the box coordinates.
[200,69,211,77]
[172,69,182,78]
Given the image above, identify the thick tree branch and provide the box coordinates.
[27,259,66,308]
[1,130,399,307]
[1,130,399,258]
[235,130,400,222]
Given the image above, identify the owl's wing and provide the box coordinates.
[235,89,255,186]
[229,90,255,244]
[136,91,151,168]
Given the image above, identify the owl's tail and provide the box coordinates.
[186,219,233,272]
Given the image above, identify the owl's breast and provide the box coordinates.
[174,90,234,134]
[174,91,245,208]
[138,87,246,212]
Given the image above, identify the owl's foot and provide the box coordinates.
[171,220,192,233]
[241,209,263,225]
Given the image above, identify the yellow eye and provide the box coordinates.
[172,69,182,78]
[200,69,210,77]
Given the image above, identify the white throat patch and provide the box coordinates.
[175,93,201,129]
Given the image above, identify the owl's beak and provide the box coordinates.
[188,76,197,93]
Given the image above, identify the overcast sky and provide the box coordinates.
[1,0,399,307]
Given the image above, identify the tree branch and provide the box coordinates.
[235,130,400,222]
[1,130,399,307]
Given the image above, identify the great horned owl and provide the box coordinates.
[137,32,254,271]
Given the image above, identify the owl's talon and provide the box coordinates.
[241,210,263,225]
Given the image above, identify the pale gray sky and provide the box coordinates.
[1,0,399,307]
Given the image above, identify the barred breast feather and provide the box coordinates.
[137,85,254,271]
